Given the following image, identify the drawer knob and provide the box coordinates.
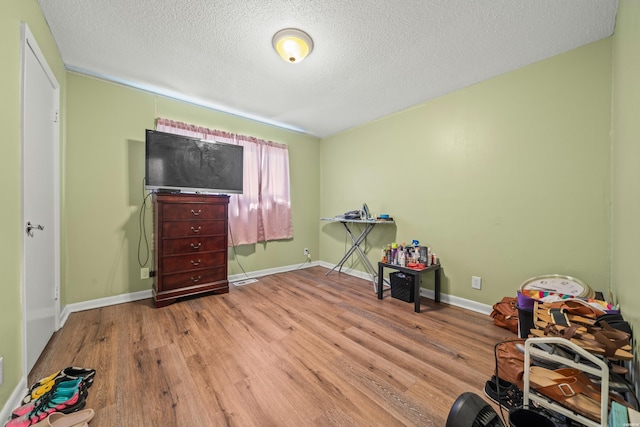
[190,275,202,282]
[190,226,202,233]
[190,259,202,266]
[190,242,202,249]
[191,209,202,216]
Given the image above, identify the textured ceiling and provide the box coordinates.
[38,0,618,137]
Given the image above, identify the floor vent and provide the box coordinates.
[231,278,258,286]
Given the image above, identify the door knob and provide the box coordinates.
[26,221,44,237]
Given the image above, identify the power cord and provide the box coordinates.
[227,222,255,281]
[228,221,313,281]
[294,250,312,270]
[342,224,367,270]
[137,177,152,268]
[343,230,353,269]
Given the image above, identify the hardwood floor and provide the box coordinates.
[29,266,513,426]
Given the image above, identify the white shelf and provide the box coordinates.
[523,337,609,427]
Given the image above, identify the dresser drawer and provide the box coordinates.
[162,220,225,238]
[162,250,226,274]
[160,266,226,291]
[163,203,226,220]
[162,236,226,255]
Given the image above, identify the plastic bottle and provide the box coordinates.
[391,243,398,265]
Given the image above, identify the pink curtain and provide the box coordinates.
[155,118,293,246]
[229,136,260,245]
[259,140,293,241]
[156,118,235,142]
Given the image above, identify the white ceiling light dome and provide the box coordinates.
[272,28,314,64]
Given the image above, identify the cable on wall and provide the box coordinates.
[228,222,254,281]
[138,177,152,268]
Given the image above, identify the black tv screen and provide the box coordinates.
[145,129,243,194]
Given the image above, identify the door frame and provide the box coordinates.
[20,23,61,376]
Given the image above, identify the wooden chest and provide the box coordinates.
[152,193,229,307]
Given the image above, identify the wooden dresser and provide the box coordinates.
[152,192,229,307]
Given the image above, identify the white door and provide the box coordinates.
[21,23,60,374]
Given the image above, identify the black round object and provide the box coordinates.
[446,392,505,427]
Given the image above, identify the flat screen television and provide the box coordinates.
[145,129,243,194]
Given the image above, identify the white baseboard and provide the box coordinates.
[58,261,322,326]
[58,260,490,327]
[317,261,376,283]
[228,260,320,283]
[438,292,493,315]
[317,261,493,315]
[0,377,27,424]
[60,289,153,327]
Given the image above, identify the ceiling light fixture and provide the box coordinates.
[272,28,313,64]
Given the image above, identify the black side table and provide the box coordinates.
[377,262,441,313]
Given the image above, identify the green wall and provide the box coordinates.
[64,73,320,304]
[0,0,66,409]
[320,39,613,307]
[611,0,640,351]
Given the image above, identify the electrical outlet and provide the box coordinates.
[304,248,310,256]
[0,357,3,387]
[472,276,482,290]
[141,267,150,279]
